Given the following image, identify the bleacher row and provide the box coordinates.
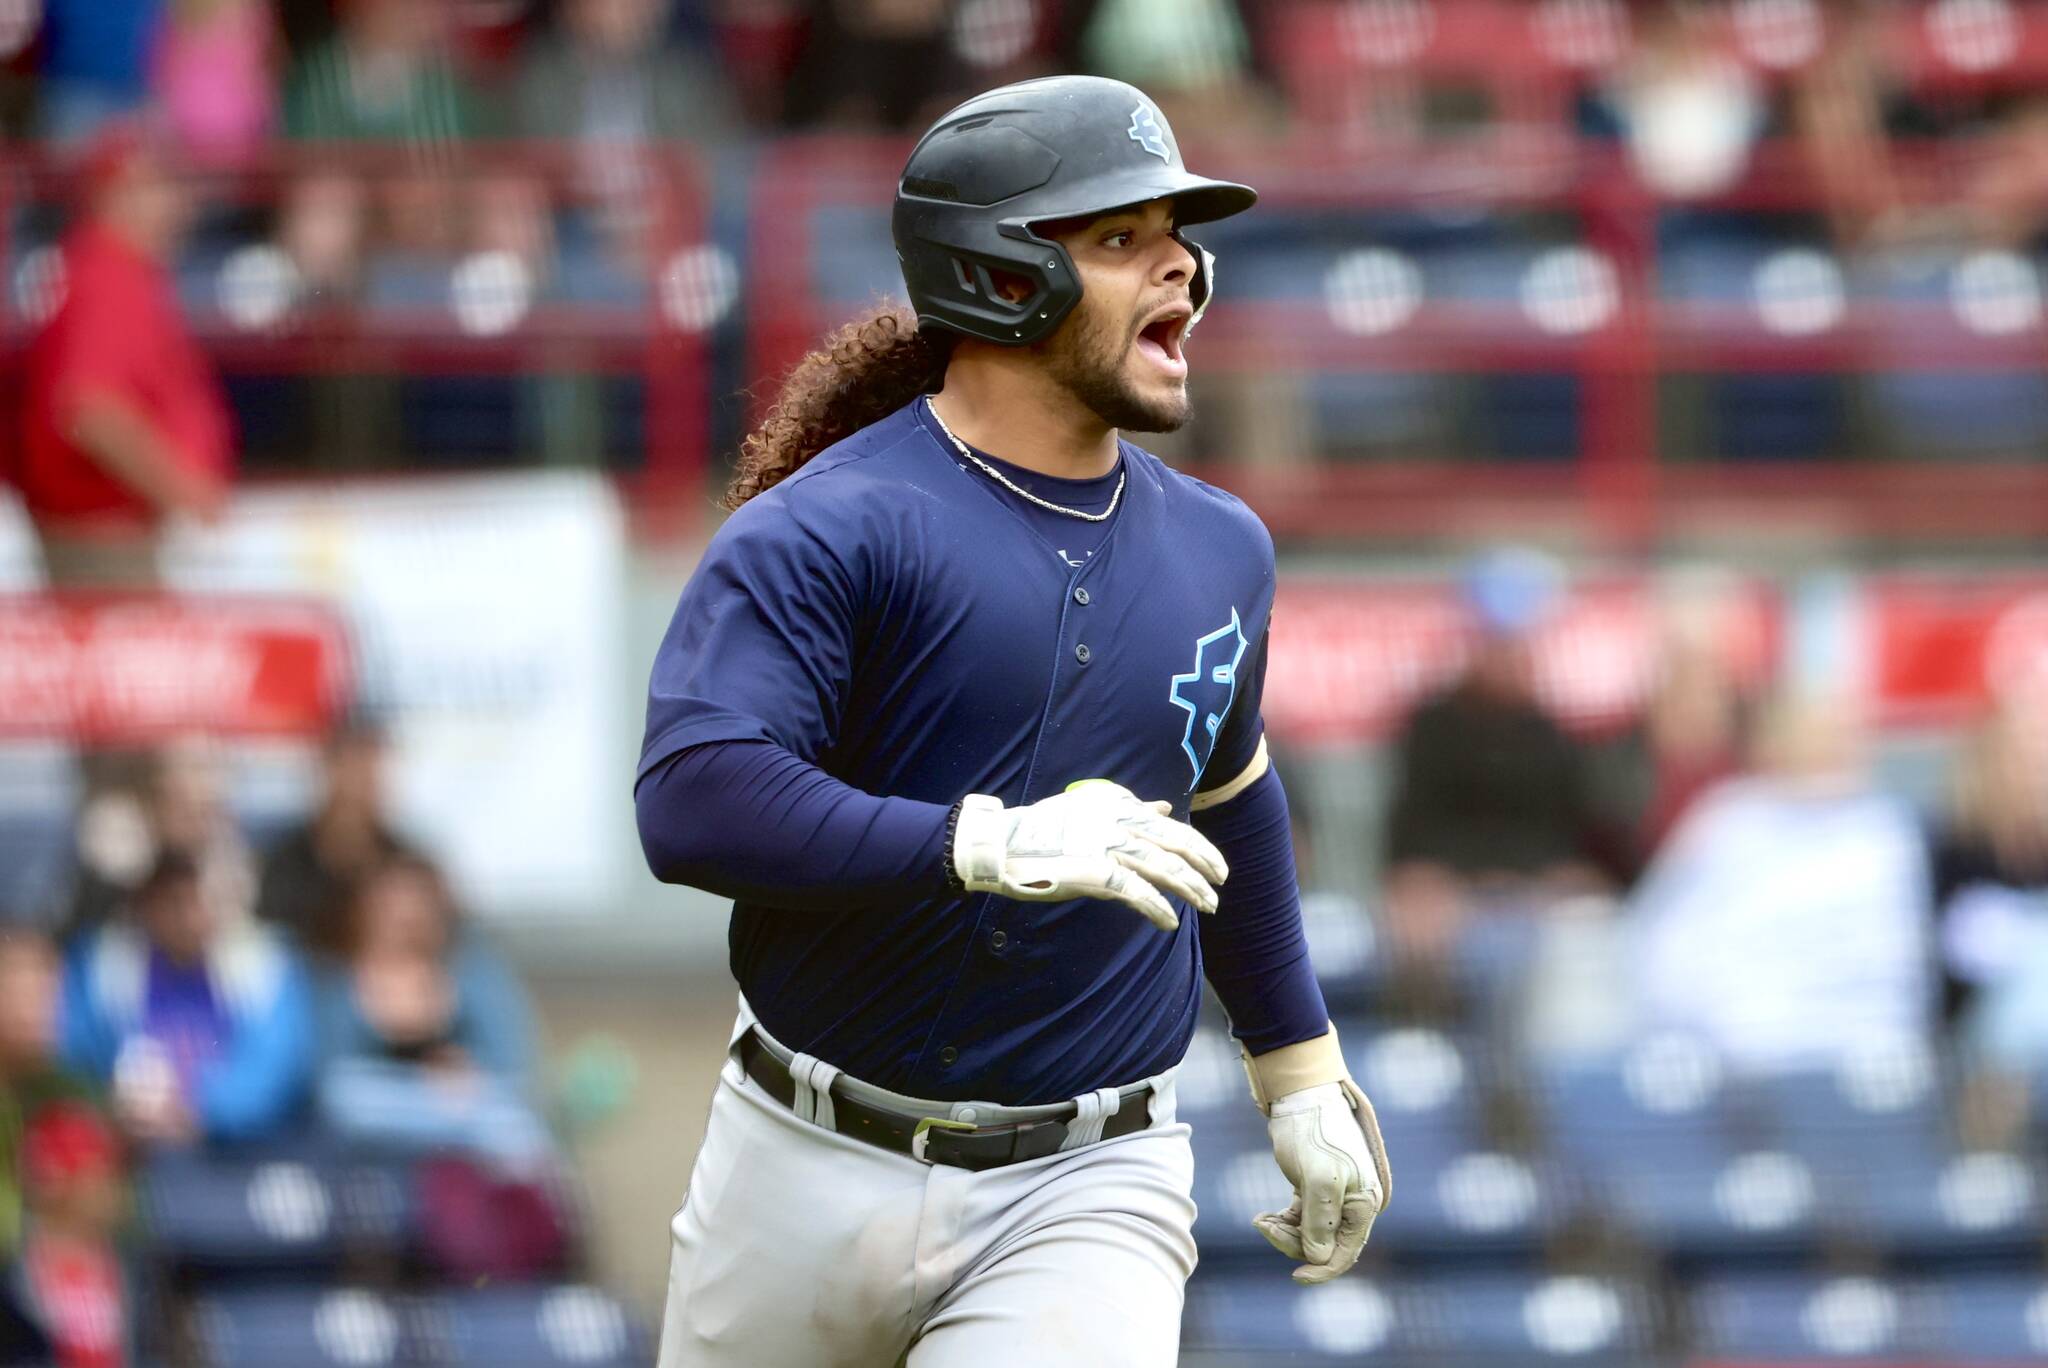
[129,1140,649,1366]
[1176,898,2048,1363]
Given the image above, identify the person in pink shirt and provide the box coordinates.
[152,0,278,169]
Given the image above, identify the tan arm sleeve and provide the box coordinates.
[1190,736,1270,813]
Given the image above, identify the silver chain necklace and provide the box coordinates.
[924,397,1125,524]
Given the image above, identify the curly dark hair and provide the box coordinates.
[724,306,957,510]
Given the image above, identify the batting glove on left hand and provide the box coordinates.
[1257,1081,1388,1284]
[1241,1025,1393,1286]
[951,781,1227,931]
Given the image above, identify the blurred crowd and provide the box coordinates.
[1357,549,2048,1138]
[0,723,565,1365]
[0,2,2041,481]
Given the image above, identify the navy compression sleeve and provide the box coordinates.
[1192,765,1331,1056]
[635,740,952,910]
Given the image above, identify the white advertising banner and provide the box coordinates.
[0,473,629,919]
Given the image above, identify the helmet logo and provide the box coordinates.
[1127,104,1170,163]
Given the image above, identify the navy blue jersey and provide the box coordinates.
[640,400,1274,1104]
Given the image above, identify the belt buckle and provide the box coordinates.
[910,1116,977,1165]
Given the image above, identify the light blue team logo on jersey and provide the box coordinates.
[1169,609,1248,785]
[1128,104,1170,162]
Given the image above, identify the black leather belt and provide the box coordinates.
[737,1030,1152,1172]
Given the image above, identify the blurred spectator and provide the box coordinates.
[1630,693,1933,1073]
[279,0,489,466]
[1934,703,2048,1073]
[1586,0,1767,199]
[0,1103,131,1368]
[283,0,481,152]
[256,720,410,955]
[60,740,254,945]
[314,855,549,1164]
[143,739,257,931]
[60,851,313,1147]
[515,0,737,282]
[152,0,278,170]
[0,932,97,1260]
[1064,0,1276,134]
[276,0,338,59]
[1380,551,1623,971]
[17,125,232,590]
[782,0,963,130]
[1594,629,1747,865]
[36,0,162,144]
[280,0,485,284]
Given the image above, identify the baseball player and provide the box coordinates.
[636,75,1392,1367]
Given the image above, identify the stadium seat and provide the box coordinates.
[1830,1148,2044,1265]
[0,809,70,924]
[190,1285,410,1368]
[138,1146,414,1276]
[1919,1274,2048,1361]
[1191,1122,1296,1259]
[1531,1036,1828,1259]
[1745,1038,1952,1167]
[1691,1273,1929,1362]
[1298,891,1383,1011]
[1531,1034,1742,1173]
[1184,1271,1659,1363]
[1365,1145,1565,1261]
[1345,1023,1490,1160]
[411,1284,651,1367]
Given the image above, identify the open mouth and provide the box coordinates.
[1134,306,1192,378]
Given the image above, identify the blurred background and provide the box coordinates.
[2,0,2048,1364]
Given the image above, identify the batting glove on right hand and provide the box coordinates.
[951,781,1227,931]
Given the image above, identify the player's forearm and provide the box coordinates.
[635,739,953,909]
[1192,764,1331,1055]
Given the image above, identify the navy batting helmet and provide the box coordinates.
[892,76,1257,347]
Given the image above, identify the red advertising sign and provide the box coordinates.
[1870,577,2048,725]
[1265,578,1779,746]
[0,595,351,742]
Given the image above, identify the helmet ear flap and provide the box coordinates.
[1176,231,1219,334]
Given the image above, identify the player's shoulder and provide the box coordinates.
[1121,441,1275,562]
[719,403,934,538]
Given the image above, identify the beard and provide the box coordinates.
[1034,297,1190,434]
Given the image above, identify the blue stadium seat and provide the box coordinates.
[0,808,71,924]
[1862,247,2048,457]
[1920,1274,2048,1361]
[412,1285,650,1367]
[191,1286,409,1368]
[1532,1037,1826,1259]
[1531,1034,1740,1173]
[1691,1273,1928,1362]
[1345,1024,1488,1162]
[1745,1040,1951,1167]
[1366,1145,1564,1260]
[1831,1149,2044,1264]
[1184,1271,1658,1362]
[1191,1122,1294,1259]
[1298,892,1382,1011]
[138,1147,414,1275]
[808,205,901,306]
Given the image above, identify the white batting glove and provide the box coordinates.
[951,781,1228,931]
[1255,1081,1389,1284]
[1241,1025,1393,1286]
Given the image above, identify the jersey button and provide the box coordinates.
[989,930,1008,951]
[1074,643,1091,665]
[939,1046,959,1066]
[1073,587,1091,606]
